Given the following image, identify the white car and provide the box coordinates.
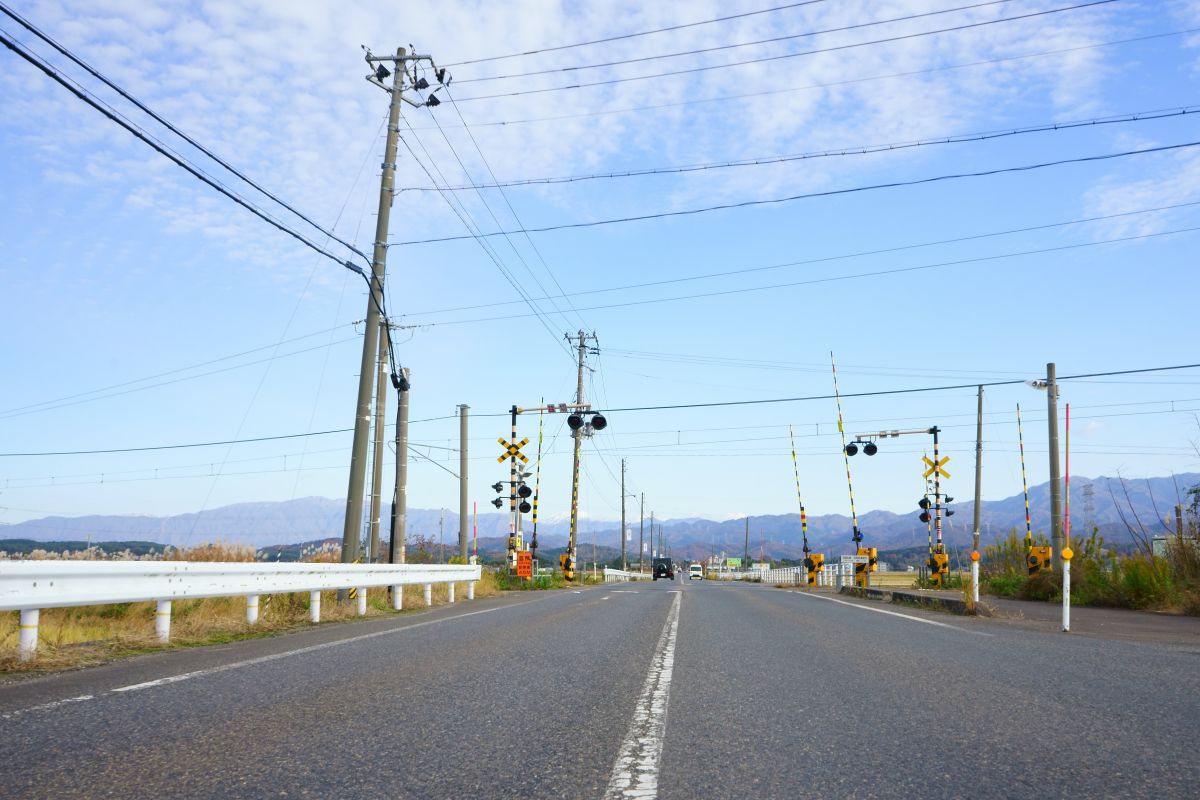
[689,564,704,580]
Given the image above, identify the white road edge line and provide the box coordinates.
[0,694,94,721]
[604,590,681,800]
[792,591,994,636]
[112,603,514,694]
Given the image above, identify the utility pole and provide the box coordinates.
[744,517,750,570]
[367,322,389,563]
[459,404,469,560]
[620,458,627,571]
[342,46,406,569]
[566,330,597,576]
[1046,362,1064,569]
[972,385,983,554]
[388,368,410,564]
[650,510,655,558]
[639,493,645,573]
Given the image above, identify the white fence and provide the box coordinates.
[602,567,652,583]
[0,560,481,660]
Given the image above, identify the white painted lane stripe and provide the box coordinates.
[0,694,94,721]
[604,590,681,799]
[112,603,516,693]
[792,591,994,636]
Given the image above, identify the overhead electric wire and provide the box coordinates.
[586,364,1200,415]
[456,0,1018,84]
[429,84,588,331]
[8,366,1198,459]
[399,224,1200,326]
[0,2,369,264]
[0,30,371,286]
[396,140,1200,246]
[451,1,1117,102]
[405,105,1200,191]
[397,122,574,358]
[418,28,1196,130]
[403,198,1200,317]
[442,0,833,67]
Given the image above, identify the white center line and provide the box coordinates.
[604,591,681,799]
[791,591,993,636]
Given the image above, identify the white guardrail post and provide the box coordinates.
[1,561,481,658]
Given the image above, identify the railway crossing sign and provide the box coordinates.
[922,455,951,479]
[497,437,529,463]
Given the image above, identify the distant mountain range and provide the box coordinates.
[3,473,1196,561]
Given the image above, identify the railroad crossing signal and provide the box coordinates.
[922,455,951,479]
[497,437,529,463]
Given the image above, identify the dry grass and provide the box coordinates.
[1,550,501,673]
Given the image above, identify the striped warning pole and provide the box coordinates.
[830,353,862,547]
[1017,403,1034,553]
[788,425,809,555]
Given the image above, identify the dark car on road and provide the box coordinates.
[652,558,674,580]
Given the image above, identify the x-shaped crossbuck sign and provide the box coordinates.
[497,437,529,463]
[922,455,951,479]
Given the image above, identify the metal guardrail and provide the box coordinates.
[0,560,481,660]
[602,567,652,582]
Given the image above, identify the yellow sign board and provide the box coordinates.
[922,455,950,479]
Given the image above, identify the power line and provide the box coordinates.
[397,121,575,358]
[416,29,1196,130]
[0,415,459,458]
[7,366,1198,458]
[403,105,1200,191]
[451,1,1116,102]
[396,140,1200,246]
[0,2,369,264]
[456,0,1018,84]
[401,224,1200,326]
[587,364,1200,415]
[441,0,833,67]
[400,196,1200,316]
[0,29,371,285]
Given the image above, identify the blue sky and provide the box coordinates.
[2,0,1199,540]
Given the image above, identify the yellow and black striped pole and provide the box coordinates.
[790,425,820,586]
[831,353,862,546]
[1017,403,1033,553]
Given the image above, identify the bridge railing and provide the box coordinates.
[602,567,652,582]
[0,560,481,660]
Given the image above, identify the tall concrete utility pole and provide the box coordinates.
[620,458,627,571]
[744,517,750,570]
[566,330,597,575]
[972,385,984,554]
[650,511,655,558]
[1046,362,1064,568]
[639,492,645,572]
[342,46,406,567]
[367,323,389,563]
[388,368,410,564]
[459,405,469,560]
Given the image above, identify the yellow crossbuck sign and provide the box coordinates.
[497,437,529,463]
[923,455,951,479]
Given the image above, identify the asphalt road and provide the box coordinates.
[2,579,1198,799]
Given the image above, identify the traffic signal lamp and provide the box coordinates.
[863,442,878,456]
[844,439,877,456]
[491,497,503,509]
[517,484,532,498]
[519,501,532,514]
[844,442,858,456]
[491,481,504,493]
[567,414,584,430]
[591,414,607,430]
